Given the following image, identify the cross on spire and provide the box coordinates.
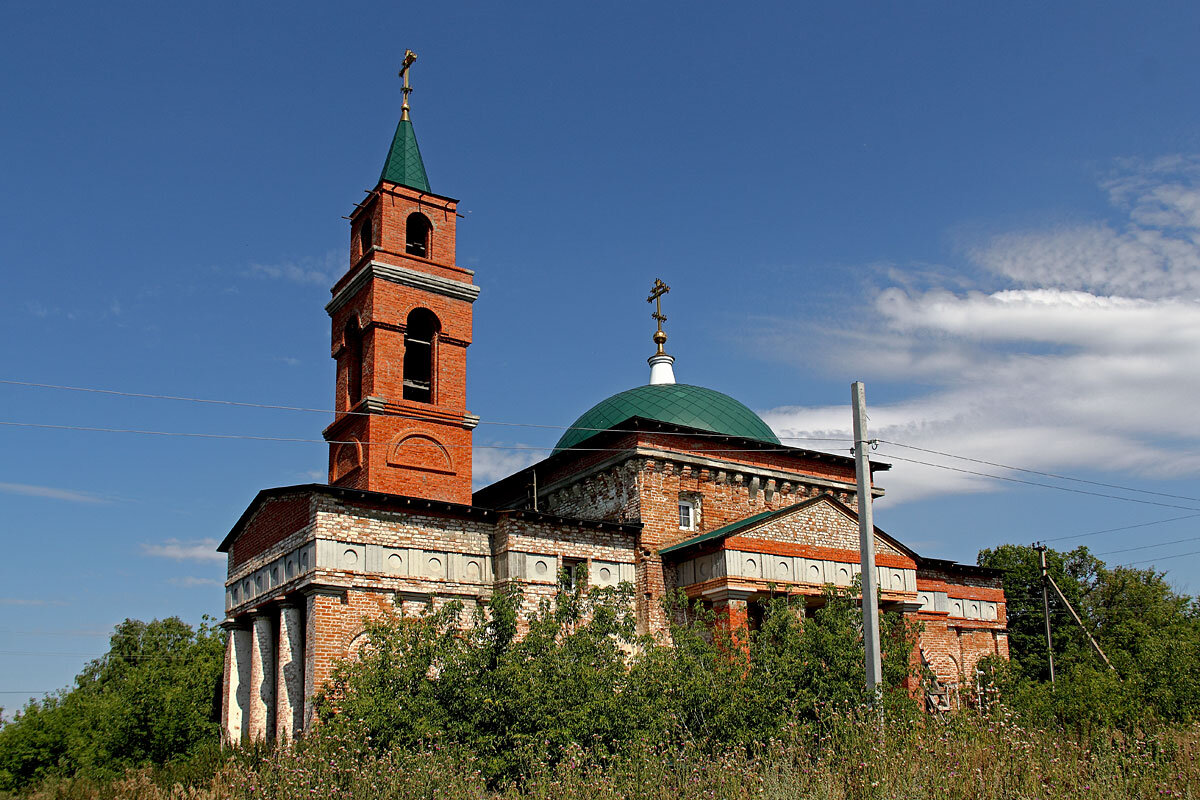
[399,49,417,121]
[647,278,670,354]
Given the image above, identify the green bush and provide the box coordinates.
[314,581,919,784]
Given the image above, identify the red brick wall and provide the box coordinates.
[914,566,1008,683]
[230,495,313,569]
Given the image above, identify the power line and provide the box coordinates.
[8,379,1200,519]
[1044,513,1200,543]
[0,379,844,443]
[0,420,849,455]
[1119,549,1200,567]
[878,439,1200,505]
[875,452,1200,513]
[1096,534,1200,557]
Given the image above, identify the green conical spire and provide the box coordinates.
[379,118,431,192]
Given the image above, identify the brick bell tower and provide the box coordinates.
[323,52,479,504]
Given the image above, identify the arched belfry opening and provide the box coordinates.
[405,213,431,258]
[403,308,439,403]
[343,318,363,408]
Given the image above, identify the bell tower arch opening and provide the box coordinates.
[343,318,363,409]
[402,308,439,404]
[405,212,431,258]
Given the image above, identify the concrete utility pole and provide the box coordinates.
[851,381,883,698]
[1035,543,1056,685]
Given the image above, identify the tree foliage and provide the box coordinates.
[978,544,1200,726]
[0,617,225,791]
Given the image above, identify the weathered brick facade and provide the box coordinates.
[216,93,1008,745]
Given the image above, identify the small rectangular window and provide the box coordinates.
[679,500,696,530]
[561,557,587,591]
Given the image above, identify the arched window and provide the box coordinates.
[344,319,363,408]
[403,308,439,403]
[405,213,431,258]
[358,214,373,259]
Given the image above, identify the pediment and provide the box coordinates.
[730,496,903,558]
[662,494,917,569]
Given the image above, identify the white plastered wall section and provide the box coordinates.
[916,591,999,621]
[676,549,917,593]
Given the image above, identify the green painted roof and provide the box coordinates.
[554,383,781,452]
[380,119,430,192]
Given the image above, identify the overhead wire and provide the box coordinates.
[1096,534,1200,557]
[871,452,1200,513]
[1118,549,1200,567]
[0,379,845,443]
[1044,513,1200,543]
[7,378,1200,548]
[877,439,1200,504]
[0,420,847,454]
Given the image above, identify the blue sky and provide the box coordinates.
[3,1,1200,713]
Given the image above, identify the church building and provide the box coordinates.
[217,61,1009,745]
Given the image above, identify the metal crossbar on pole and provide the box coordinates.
[852,382,883,699]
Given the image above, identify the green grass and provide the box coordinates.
[7,708,1197,800]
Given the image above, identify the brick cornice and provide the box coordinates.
[327,259,481,315]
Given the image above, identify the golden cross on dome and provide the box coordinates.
[399,49,418,121]
[647,278,670,354]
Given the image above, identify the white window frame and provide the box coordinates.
[678,498,697,531]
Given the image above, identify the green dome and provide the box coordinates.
[555,384,781,452]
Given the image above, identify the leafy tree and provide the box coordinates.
[979,544,1200,725]
[0,617,225,791]
[977,544,1102,680]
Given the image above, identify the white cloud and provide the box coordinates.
[759,157,1200,505]
[472,444,546,490]
[141,538,225,563]
[0,482,111,504]
[248,249,341,286]
[970,157,1200,299]
[168,576,221,588]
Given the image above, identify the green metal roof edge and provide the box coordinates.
[658,503,802,555]
[380,118,431,192]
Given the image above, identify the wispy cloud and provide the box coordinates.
[0,598,68,607]
[167,576,221,588]
[0,482,112,504]
[248,249,341,286]
[758,156,1200,504]
[141,538,224,563]
[473,445,546,490]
